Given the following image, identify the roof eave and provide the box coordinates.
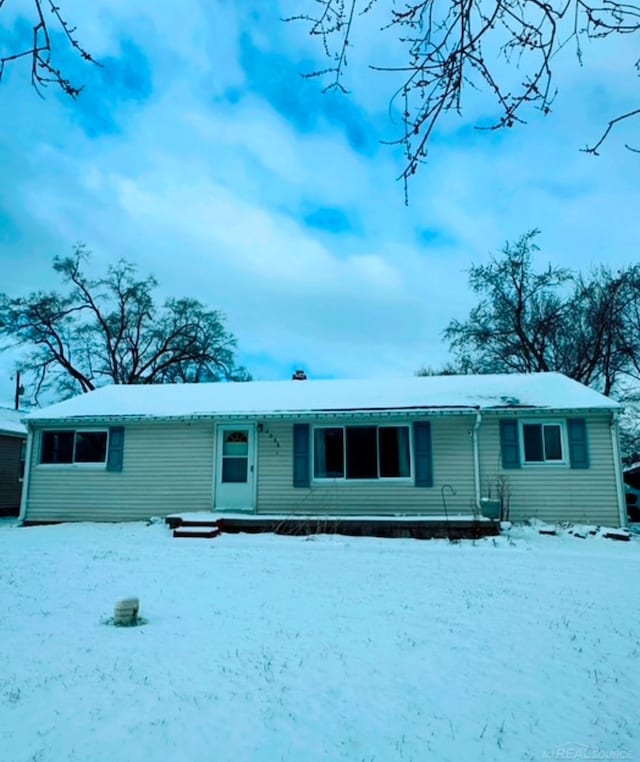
[0,428,28,437]
[25,407,477,426]
[24,403,618,426]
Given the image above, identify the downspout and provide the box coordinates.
[609,411,628,528]
[472,410,482,514]
[18,425,35,524]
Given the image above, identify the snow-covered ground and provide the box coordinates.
[0,520,638,762]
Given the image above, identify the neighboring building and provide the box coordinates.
[0,408,27,516]
[622,463,640,522]
[19,373,627,526]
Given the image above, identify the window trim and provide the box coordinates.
[38,429,110,468]
[312,424,414,483]
[519,419,567,466]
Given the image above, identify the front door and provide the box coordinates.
[215,425,255,511]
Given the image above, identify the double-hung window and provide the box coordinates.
[40,430,108,465]
[521,422,564,464]
[314,425,411,480]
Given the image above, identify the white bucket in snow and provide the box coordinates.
[114,597,140,625]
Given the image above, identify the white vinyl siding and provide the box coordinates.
[480,413,619,525]
[23,411,622,525]
[25,422,214,522]
[256,416,476,516]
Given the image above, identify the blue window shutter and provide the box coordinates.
[567,418,589,469]
[413,421,433,487]
[500,420,521,469]
[293,423,310,488]
[106,427,125,472]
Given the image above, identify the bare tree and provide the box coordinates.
[0,0,99,97]
[291,1,640,196]
[415,362,461,377]
[442,230,640,395]
[0,246,249,403]
[618,396,640,465]
[618,265,640,379]
[444,230,572,374]
[563,267,638,395]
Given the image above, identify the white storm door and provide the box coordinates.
[215,425,255,511]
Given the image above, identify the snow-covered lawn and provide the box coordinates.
[0,521,638,762]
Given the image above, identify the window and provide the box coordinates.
[314,425,411,480]
[75,432,108,463]
[314,427,344,478]
[379,426,411,478]
[522,423,564,463]
[346,427,378,479]
[221,430,249,483]
[40,430,108,465]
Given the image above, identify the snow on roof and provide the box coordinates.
[0,407,28,436]
[23,372,617,423]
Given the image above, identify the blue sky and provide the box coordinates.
[1,0,639,404]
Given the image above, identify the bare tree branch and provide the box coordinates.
[582,107,640,155]
[0,0,99,98]
[291,0,640,196]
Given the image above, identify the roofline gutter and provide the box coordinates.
[477,406,620,416]
[23,405,620,427]
[24,408,482,426]
[18,425,35,525]
[610,411,628,528]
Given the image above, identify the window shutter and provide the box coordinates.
[293,423,310,488]
[567,418,589,469]
[500,420,521,469]
[413,421,433,487]
[106,427,125,472]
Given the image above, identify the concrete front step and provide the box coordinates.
[173,526,221,539]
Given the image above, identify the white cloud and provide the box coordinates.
[1,1,639,403]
